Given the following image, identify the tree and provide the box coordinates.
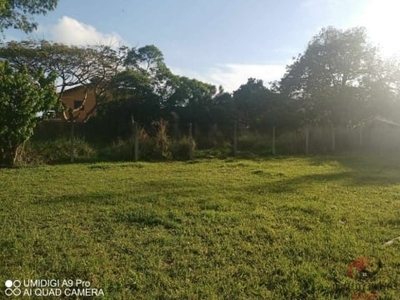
[0,40,126,95]
[0,40,126,119]
[0,0,58,33]
[360,57,400,121]
[208,86,234,138]
[0,40,127,163]
[124,45,175,103]
[233,78,284,131]
[279,27,379,127]
[0,62,57,166]
[125,45,165,73]
[94,68,161,140]
[168,76,216,137]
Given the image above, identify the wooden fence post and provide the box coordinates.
[70,121,75,163]
[189,123,194,160]
[131,116,139,161]
[233,121,238,157]
[305,127,309,155]
[272,126,276,155]
[134,122,139,162]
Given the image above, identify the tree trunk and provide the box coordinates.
[70,121,75,163]
[0,144,18,167]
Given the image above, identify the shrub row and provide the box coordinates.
[18,121,196,165]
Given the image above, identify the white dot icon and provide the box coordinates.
[5,280,12,288]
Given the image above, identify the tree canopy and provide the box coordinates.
[0,0,57,33]
[2,24,400,155]
[0,40,126,95]
[88,26,400,144]
[279,27,381,127]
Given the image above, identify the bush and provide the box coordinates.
[137,120,172,161]
[171,136,196,160]
[154,119,172,160]
[276,130,306,154]
[98,139,134,161]
[17,137,96,165]
[136,128,156,161]
[196,142,232,159]
[238,132,272,154]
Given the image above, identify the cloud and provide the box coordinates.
[40,16,124,46]
[172,64,287,92]
[209,64,286,91]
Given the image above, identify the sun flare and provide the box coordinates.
[359,0,400,56]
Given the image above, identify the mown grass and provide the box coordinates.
[1,155,400,299]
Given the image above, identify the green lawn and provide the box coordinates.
[1,155,400,299]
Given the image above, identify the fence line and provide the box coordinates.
[234,124,400,155]
[33,120,400,159]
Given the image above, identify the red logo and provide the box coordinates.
[347,256,381,299]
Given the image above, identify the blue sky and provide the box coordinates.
[5,0,400,91]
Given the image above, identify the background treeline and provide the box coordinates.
[2,26,400,164]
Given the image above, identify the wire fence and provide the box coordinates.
[33,119,400,159]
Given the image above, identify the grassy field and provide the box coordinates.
[1,155,400,299]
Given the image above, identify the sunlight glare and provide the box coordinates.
[357,0,400,57]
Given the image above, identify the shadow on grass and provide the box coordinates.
[32,191,123,205]
[242,153,400,194]
[244,171,352,195]
[306,154,400,185]
[245,167,400,196]
[115,209,182,229]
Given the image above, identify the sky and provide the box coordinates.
[4,0,400,92]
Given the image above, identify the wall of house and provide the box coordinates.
[60,87,97,122]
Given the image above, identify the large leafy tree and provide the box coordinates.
[280,27,379,127]
[0,40,126,95]
[95,68,161,139]
[209,87,234,137]
[124,45,176,104]
[93,46,169,139]
[233,78,285,131]
[168,76,216,137]
[0,40,126,120]
[361,57,400,121]
[0,62,57,166]
[0,0,57,33]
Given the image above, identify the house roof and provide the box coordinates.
[61,85,87,93]
[373,116,400,127]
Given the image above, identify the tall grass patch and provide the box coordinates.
[17,137,96,165]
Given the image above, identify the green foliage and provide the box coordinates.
[233,78,286,129]
[96,139,131,162]
[280,27,380,127]
[125,45,165,73]
[236,131,273,155]
[94,69,161,140]
[6,26,400,155]
[0,40,126,111]
[0,62,57,166]
[19,137,96,165]
[171,136,196,160]
[173,76,217,133]
[1,156,400,298]
[274,130,307,154]
[134,126,193,161]
[124,44,175,101]
[0,0,57,33]
[153,119,172,160]
[98,124,195,162]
